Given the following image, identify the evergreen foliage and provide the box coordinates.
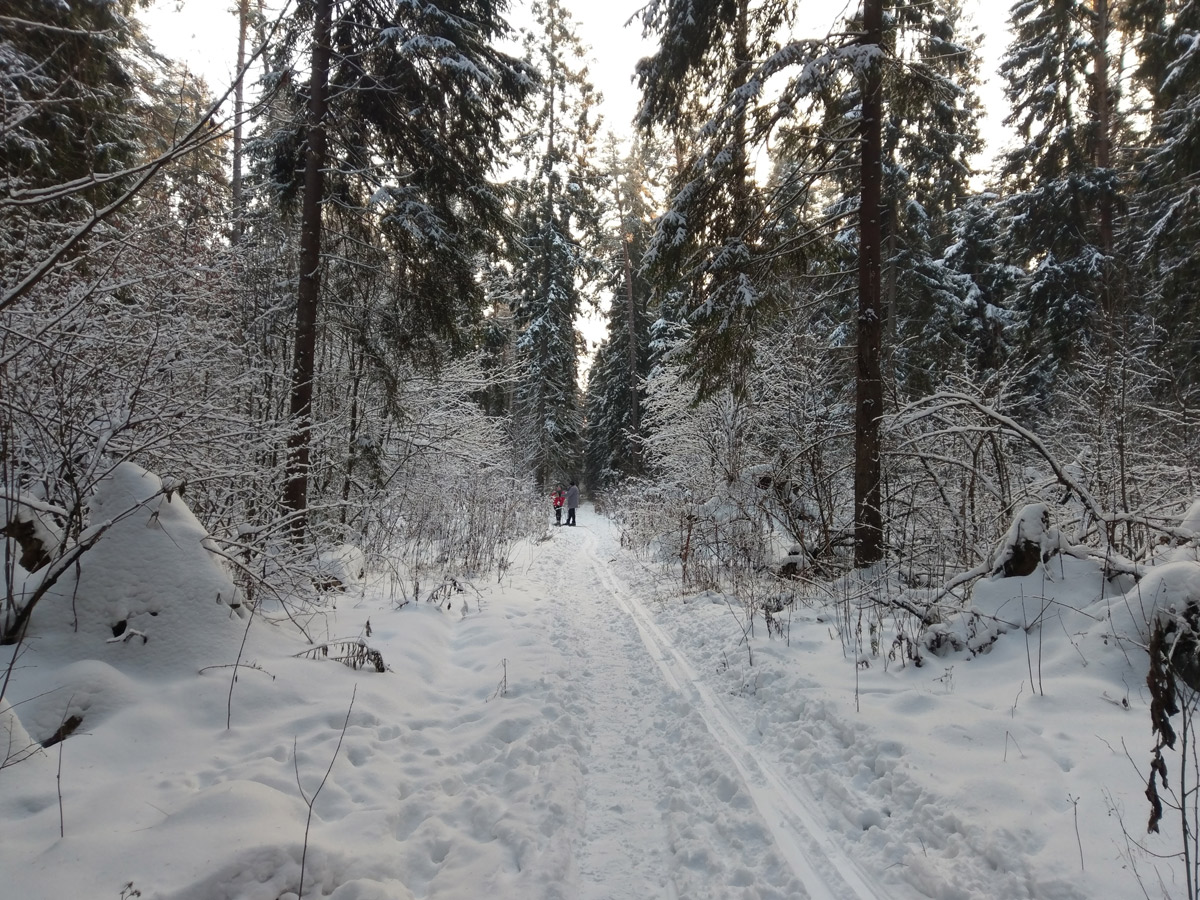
[258,0,535,360]
[635,0,791,399]
[507,0,603,488]
[0,0,153,273]
[583,136,662,491]
[1126,0,1200,386]
[880,0,984,396]
[998,0,1120,385]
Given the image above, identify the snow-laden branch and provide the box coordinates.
[901,391,1199,548]
[0,491,69,520]
[0,14,116,37]
[0,3,293,312]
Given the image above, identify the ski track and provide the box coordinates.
[536,536,678,900]
[533,519,892,900]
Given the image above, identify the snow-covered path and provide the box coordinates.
[539,529,678,899]
[2,499,1167,899]
[524,515,890,900]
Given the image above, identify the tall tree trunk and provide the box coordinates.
[730,0,752,398]
[623,231,640,460]
[231,0,249,243]
[1093,0,1115,314]
[855,0,885,566]
[283,0,332,540]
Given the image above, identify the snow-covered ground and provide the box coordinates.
[1,486,1190,899]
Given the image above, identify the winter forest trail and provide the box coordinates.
[518,511,896,900]
[1,499,1124,899]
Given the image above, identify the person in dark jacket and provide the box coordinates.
[566,481,579,526]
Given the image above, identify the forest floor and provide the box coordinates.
[0,502,1185,899]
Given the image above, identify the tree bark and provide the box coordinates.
[1093,0,1115,315]
[231,0,249,244]
[623,231,640,462]
[283,0,332,540]
[855,0,885,566]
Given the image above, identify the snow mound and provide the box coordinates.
[315,543,367,591]
[991,502,1068,577]
[1159,499,1200,564]
[17,659,144,745]
[1121,560,1200,671]
[0,697,40,767]
[1136,560,1200,615]
[1180,498,1200,537]
[19,461,243,674]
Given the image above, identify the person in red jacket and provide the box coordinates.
[551,485,566,525]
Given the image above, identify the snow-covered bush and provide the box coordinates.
[313,544,367,592]
[632,366,775,591]
[5,462,243,665]
[991,502,1068,576]
[346,358,542,603]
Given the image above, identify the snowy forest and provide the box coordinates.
[4,0,1200,896]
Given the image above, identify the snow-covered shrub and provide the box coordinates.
[346,358,542,602]
[892,384,1027,586]
[991,502,1070,576]
[1137,561,1200,690]
[632,364,778,590]
[606,478,671,554]
[744,325,854,574]
[5,461,243,669]
[1152,498,1200,567]
[313,544,367,592]
[1136,561,1200,837]
[1051,342,1200,561]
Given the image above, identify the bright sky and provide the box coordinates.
[145,0,1012,162]
[144,0,656,133]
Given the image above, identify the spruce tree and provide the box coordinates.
[583,136,662,490]
[997,0,1120,387]
[0,0,151,275]
[881,0,984,397]
[255,0,533,532]
[939,194,1021,379]
[635,0,790,399]
[1125,0,1200,386]
[508,0,603,488]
